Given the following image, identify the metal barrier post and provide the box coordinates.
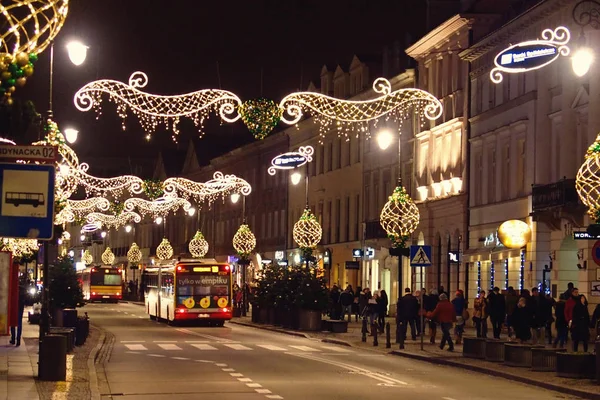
[361,317,367,342]
[372,322,378,346]
[386,322,391,348]
[399,321,405,350]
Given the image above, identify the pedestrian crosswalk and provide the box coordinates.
[121,341,355,353]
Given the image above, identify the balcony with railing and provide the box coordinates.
[364,220,388,240]
[531,179,585,228]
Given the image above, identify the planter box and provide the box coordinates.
[258,308,268,324]
[484,339,507,362]
[251,305,259,323]
[463,337,486,359]
[556,352,596,379]
[323,320,348,333]
[298,309,321,331]
[504,344,544,367]
[531,348,566,372]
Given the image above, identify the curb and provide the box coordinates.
[321,338,353,347]
[88,327,105,400]
[228,320,311,338]
[389,350,600,400]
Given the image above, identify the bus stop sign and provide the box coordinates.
[0,163,55,239]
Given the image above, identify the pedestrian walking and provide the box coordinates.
[512,297,532,343]
[340,287,354,322]
[473,290,488,338]
[553,294,568,348]
[10,278,27,346]
[504,286,518,339]
[488,287,505,339]
[566,289,590,352]
[368,292,379,331]
[451,290,467,344]
[428,293,456,352]
[396,287,418,341]
[425,289,439,344]
[352,286,362,322]
[377,290,388,332]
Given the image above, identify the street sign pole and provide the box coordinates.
[421,267,424,351]
[40,242,49,338]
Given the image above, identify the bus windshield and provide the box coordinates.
[91,273,122,286]
[176,273,230,310]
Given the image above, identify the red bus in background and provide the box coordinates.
[78,265,123,302]
[144,259,232,326]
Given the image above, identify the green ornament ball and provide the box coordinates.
[7,63,17,74]
[28,53,38,63]
[14,69,23,78]
[5,78,16,87]
[0,87,6,95]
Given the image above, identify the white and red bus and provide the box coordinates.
[143,259,232,325]
[78,265,123,302]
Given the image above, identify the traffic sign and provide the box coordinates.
[0,163,55,239]
[410,245,432,267]
[593,241,600,267]
[0,145,58,163]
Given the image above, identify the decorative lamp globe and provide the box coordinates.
[101,247,115,265]
[232,224,256,258]
[156,238,174,260]
[577,134,600,221]
[380,185,420,248]
[293,208,322,249]
[82,249,93,265]
[127,242,142,264]
[189,230,209,258]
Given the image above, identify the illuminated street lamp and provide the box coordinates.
[377,129,393,150]
[290,171,302,185]
[188,207,196,217]
[125,225,132,233]
[66,41,89,66]
[571,1,600,77]
[230,193,240,204]
[63,128,79,144]
[155,216,163,225]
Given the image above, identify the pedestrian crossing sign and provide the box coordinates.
[409,245,432,267]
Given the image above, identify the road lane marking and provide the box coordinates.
[120,341,145,343]
[124,344,147,351]
[256,345,287,351]
[247,383,262,388]
[185,340,210,343]
[222,368,235,372]
[192,344,218,350]
[442,398,457,400]
[138,316,144,319]
[154,340,177,343]
[266,396,283,399]
[238,378,252,382]
[195,360,214,363]
[216,363,228,367]
[230,373,244,377]
[256,389,272,394]
[157,344,182,350]
[289,345,320,352]
[223,344,252,351]
[172,357,190,360]
[174,328,236,342]
[320,345,353,353]
[147,354,165,357]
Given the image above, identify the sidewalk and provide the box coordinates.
[229,315,600,399]
[0,308,104,400]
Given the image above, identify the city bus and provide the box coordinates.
[78,265,123,302]
[144,259,232,325]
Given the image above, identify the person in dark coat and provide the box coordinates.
[512,297,532,343]
[488,287,505,339]
[377,290,388,332]
[329,285,341,320]
[352,286,362,322]
[592,303,600,341]
[396,288,418,346]
[10,278,27,346]
[553,294,568,348]
[504,286,518,339]
[570,293,590,352]
[426,289,439,343]
[339,288,354,322]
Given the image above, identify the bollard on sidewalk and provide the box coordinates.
[398,321,405,350]
[372,322,378,346]
[361,318,367,342]
[385,322,391,348]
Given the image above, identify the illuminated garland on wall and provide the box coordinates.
[232,224,256,258]
[189,230,209,258]
[73,71,243,140]
[380,185,420,248]
[101,247,115,265]
[156,238,174,260]
[293,208,322,250]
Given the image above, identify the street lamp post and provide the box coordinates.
[232,193,249,316]
[572,1,600,77]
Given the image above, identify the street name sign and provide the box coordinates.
[410,245,432,267]
[0,163,55,239]
[268,146,314,175]
[573,231,600,240]
[0,145,59,163]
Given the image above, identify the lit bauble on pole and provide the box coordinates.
[101,247,115,265]
[127,242,142,264]
[380,185,420,248]
[233,224,256,258]
[293,208,322,250]
[82,249,93,265]
[156,238,174,261]
[576,134,600,222]
[189,230,209,258]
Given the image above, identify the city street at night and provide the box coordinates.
[86,302,582,400]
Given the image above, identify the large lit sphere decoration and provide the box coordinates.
[497,220,531,249]
[127,242,142,264]
[576,135,600,220]
[380,185,420,248]
[233,224,256,258]
[156,238,174,260]
[293,209,322,249]
[189,230,209,258]
[101,247,115,265]
[82,249,93,265]
[238,98,283,139]
[0,0,67,103]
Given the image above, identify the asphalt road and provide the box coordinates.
[85,302,581,400]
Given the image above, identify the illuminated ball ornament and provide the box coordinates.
[497,220,531,249]
[127,242,142,264]
[293,208,322,249]
[238,98,283,140]
[189,230,209,258]
[156,238,174,260]
[380,185,420,248]
[101,247,115,265]
[233,224,256,258]
[82,249,93,265]
[576,133,600,220]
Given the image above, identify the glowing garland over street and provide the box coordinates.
[86,211,141,229]
[123,196,191,219]
[55,197,111,225]
[73,73,442,141]
[76,163,144,197]
[73,71,243,140]
[0,238,38,258]
[163,172,252,203]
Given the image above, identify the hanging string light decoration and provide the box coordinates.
[142,179,164,200]
[293,208,322,250]
[82,249,93,265]
[1,238,38,258]
[163,172,251,204]
[279,77,443,142]
[156,238,174,260]
[76,163,143,197]
[577,133,600,220]
[0,0,68,103]
[238,98,283,139]
[127,242,142,264]
[380,185,420,248]
[86,211,141,229]
[232,224,256,258]
[189,230,209,258]
[101,247,115,265]
[73,71,243,140]
[123,196,191,219]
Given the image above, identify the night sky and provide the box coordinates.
[17,0,427,175]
